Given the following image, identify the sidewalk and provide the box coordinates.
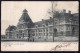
[54,36,78,42]
[34,36,78,42]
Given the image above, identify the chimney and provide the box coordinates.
[68,10,71,14]
[63,9,66,13]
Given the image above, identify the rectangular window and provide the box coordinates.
[47,33,48,36]
[46,28,48,32]
[35,25,38,28]
[67,27,68,30]
[43,25,45,27]
[43,29,45,32]
[55,22,57,25]
[50,33,52,36]
[36,33,37,36]
[36,30,37,32]
[38,36,41,39]
[67,26,70,30]
[49,27,52,31]
[44,33,45,36]
[60,26,63,30]
[39,29,42,32]
[46,24,48,26]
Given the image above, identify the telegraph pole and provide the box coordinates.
[51,1,54,42]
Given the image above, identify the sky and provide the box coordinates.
[1,1,78,35]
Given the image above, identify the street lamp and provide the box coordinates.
[51,1,54,42]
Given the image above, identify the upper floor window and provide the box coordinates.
[46,24,48,26]
[75,21,78,24]
[55,22,57,25]
[38,36,41,39]
[60,26,63,30]
[43,29,45,32]
[35,25,38,28]
[19,30,22,33]
[43,25,45,27]
[44,33,45,36]
[67,26,70,30]
[6,34,7,35]
[22,25,24,28]
[66,21,69,23]
[49,27,53,32]
[36,30,37,32]
[60,20,63,23]
[39,29,42,32]
[54,20,57,22]
[46,33,48,36]
[46,28,48,32]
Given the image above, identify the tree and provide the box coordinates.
[48,1,58,41]
[47,1,62,41]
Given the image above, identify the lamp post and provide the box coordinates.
[51,1,54,42]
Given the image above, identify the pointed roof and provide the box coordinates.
[19,9,32,22]
[17,9,34,28]
[23,9,27,12]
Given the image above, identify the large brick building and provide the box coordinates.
[4,9,79,41]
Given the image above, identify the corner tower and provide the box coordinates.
[17,9,34,29]
[16,9,34,39]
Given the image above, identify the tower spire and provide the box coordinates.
[23,9,28,13]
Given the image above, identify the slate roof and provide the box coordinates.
[34,18,53,27]
[6,25,16,31]
[18,9,34,28]
[72,13,79,20]
[19,9,32,22]
[34,13,79,27]
[64,13,73,22]
[64,13,79,21]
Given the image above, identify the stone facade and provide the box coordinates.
[4,9,79,41]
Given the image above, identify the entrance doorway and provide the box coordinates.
[54,28,57,36]
[72,27,75,36]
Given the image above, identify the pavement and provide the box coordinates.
[1,36,78,42]
[54,36,78,42]
[34,36,78,42]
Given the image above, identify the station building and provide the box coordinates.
[4,9,79,41]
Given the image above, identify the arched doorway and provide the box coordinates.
[54,28,57,36]
[72,27,75,36]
